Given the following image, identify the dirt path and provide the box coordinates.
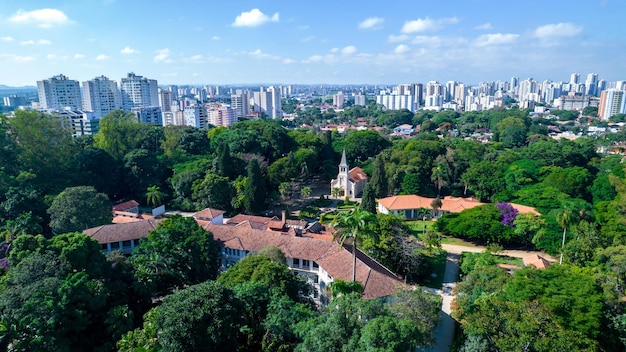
[441,243,557,261]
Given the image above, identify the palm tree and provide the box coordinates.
[278,182,290,201]
[431,163,447,196]
[331,187,341,204]
[557,208,576,265]
[300,186,312,200]
[430,196,442,218]
[331,208,377,282]
[146,185,165,207]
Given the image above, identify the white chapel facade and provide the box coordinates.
[330,150,368,198]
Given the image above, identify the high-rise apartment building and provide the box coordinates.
[585,73,599,96]
[183,104,208,128]
[354,93,366,107]
[376,94,416,112]
[207,105,237,127]
[333,91,345,108]
[231,90,250,118]
[158,89,173,113]
[82,75,120,118]
[120,72,159,111]
[570,73,580,85]
[598,89,626,120]
[37,74,82,111]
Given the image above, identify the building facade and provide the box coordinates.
[37,74,82,111]
[82,75,120,118]
[120,72,159,111]
[329,150,368,198]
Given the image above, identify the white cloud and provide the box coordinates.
[0,36,14,42]
[38,39,51,45]
[95,54,109,60]
[120,46,139,54]
[303,55,324,63]
[329,48,339,53]
[20,40,34,45]
[1,54,36,62]
[358,17,384,30]
[8,8,71,28]
[301,36,315,43]
[412,36,442,47]
[474,22,493,30]
[341,45,357,55]
[394,44,410,54]
[46,54,56,59]
[211,36,221,40]
[282,58,295,64]
[232,8,279,27]
[74,53,85,59]
[388,34,410,43]
[474,33,519,47]
[401,17,458,33]
[154,48,171,63]
[533,22,583,39]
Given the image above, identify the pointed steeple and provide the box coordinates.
[339,149,348,168]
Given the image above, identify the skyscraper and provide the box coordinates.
[598,89,626,120]
[82,75,120,118]
[231,90,250,118]
[585,73,599,96]
[570,73,580,85]
[120,72,159,111]
[158,89,173,113]
[37,74,82,111]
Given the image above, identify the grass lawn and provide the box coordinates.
[440,235,481,247]
[420,251,448,289]
[405,220,436,236]
[460,252,524,267]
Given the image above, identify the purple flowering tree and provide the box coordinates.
[496,202,519,227]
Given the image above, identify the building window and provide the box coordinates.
[133,239,140,247]
[110,242,120,249]
[313,261,319,269]
[314,275,319,283]
[302,259,310,268]
[101,244,108,251]
[122,240,131,248]
[293,258,300,267]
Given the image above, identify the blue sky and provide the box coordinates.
[0,0,623,86]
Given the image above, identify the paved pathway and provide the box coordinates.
[418,244,556,352]
[417,252,460,352]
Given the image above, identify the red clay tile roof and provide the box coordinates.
[523,254,552,269]
[84,218,161,244]
[112,200,139,212]
[377,195,434,210]
[349,167,368,182]
[193,208,226,220]
[440,196,484,212]
[227,214,278,230]
[203,223,404,299]
[378,195,541,215]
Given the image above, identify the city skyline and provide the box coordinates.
[0,1,624,86]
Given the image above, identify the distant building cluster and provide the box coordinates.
[370,73,625,120]
[29,73,292,136]
[4,71,624,138]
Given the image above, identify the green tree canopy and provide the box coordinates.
[131,215,220,295]
[47,186,112,235]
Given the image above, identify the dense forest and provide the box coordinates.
[0,104,626,350]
